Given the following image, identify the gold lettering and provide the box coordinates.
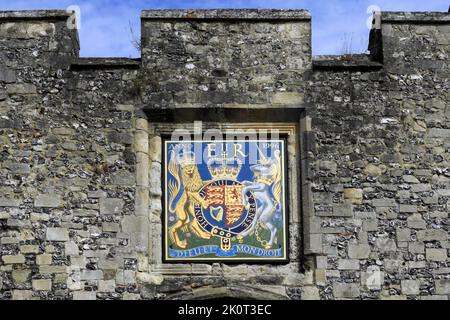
[234,143,247,158]
[207,144,216,157]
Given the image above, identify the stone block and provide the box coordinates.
[372,198,397,207]
[0,197,21,207]
[363,164,383,177]
[401,280,420,295]
[73,291,97,300]
[32,279,52,291]
[149,136,162,162]
[428,128,450,138]
[36,254,52,265]
[301,286,320,300]
[407,214,426,229]
[361,268,384,290]
[3,162,30,174]
[396,228,411,242]
[98,280,116,293]
[416,229,447,242]
[338,259,360,270]
[20,244,39,254]
[64,241,79,256]
[333,202,353,217]
[12,290,33,300]
[121,216,147,234]
[80,270,103,280]
[409,242,425,254]
[2,254,25,264]
[123,292,141,300]
[35,194,63,208]
[12,269,31,283]
[0,65,17,83]
[348,244,370,259]
[375,237,397,253]
[46,228,69,241]
[344,188,363,204]
[362,219,378,232]
[116,269,136,285]
[6,83,37,95]
[102,222,120,232]
[426,248,447,261]
[272,91,304,105]
[333,283,360,298]
[399,204,417,213]
[435,280,450,294]
[99,198,125,215]
[402,175,420,184]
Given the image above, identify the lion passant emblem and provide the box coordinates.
[164,139,288,262]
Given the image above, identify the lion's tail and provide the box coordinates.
[168,150,182,213]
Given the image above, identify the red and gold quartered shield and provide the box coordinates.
[204,185,245,227]
[224,185,244,227]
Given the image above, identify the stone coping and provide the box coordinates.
[313,55,383,71]
[141,9,311,21]
[0,10,73,21]
[380,11,450,24]
[70,58,141,70]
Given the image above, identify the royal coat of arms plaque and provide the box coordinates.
[163,139,288,262]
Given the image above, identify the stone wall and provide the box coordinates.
[0,9,449,300]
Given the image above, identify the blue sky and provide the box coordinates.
[0,0,448,57]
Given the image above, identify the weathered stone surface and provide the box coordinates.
[375,237,397,253]
[36,254,52,265]
[435,280,450,295]
[2,254,25,264]
[407,214,427,229]
[0,198,21,207]
[45,228,69,241]
[0,8,449,301]
[426,249,447,262]
[348,244,370,259]
[99,198,125,215]
[6,83,37,95]
[20,245,39,254]
[301,286,320,300]
[34,194,63,208]
[73,291,97,300]
[12,290,33,300]
[332,202,353,217]
[12,270,31,283]
[338,259,360,270]
[401,280,420,295]
[32,279,52,291]
[333,283,360,298]
[80,270,103,280]
[343,188,363,204]
[98,280,116,292]
[416,229,447,242]
[64,241,79,256]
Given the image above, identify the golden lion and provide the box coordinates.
[167,149,211,249]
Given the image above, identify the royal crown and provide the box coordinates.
[207,152,242,180]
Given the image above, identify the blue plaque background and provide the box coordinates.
[163,139,288,262]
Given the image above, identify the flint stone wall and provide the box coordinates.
[0,9,449,300]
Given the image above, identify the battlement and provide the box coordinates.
[0,9,449,69]
[0,10,73,21]
[141,9,311,20]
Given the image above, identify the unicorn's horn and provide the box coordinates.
[256,144,267,162]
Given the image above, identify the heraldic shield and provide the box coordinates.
[163,139,288,262]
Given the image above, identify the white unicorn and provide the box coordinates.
[239,148,282,249]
